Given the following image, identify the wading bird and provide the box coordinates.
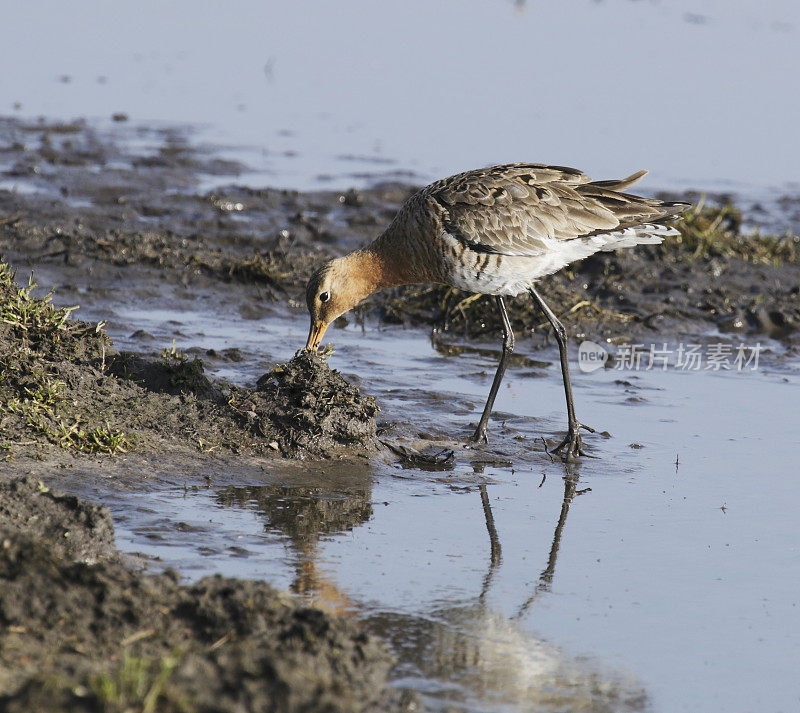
[304,163,688,460]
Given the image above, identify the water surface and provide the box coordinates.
[68,283,800,713]
[2,0,798,195]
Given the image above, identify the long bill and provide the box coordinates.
[305,320,330,351]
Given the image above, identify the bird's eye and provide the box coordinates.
[319,291,330,303]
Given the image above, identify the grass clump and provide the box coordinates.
[159,342,208,394]
[4,369,66,416]
[0,262,129,456]
[0,263,79,349]
[47,418,129,455]
[668,200,799,264]
[90,651,187,713]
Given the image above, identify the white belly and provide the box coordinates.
[445,260,538,296]
[439,223,675,296]
[439,233,556,296]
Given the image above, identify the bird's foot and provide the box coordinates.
[471,425,489,444]
[551,421,596,462]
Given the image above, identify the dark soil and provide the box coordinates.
[0,477,115,563]
[0,477,412,713]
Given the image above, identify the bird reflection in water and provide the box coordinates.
[216,470,648,711]
[374,471,649,711]
[215,483,371,616]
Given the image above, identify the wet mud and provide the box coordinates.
[0,477,409,713]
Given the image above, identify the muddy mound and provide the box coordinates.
[0,477,409,713]
[0,262,380,460]
[231,351,379,457]
[0,477,116,564]
[108,348,219,399]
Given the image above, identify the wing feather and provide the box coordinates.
[425,163,687,257]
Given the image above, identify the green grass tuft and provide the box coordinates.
[0,263,79,347]
[0,261,129,456]
[90,651,188,713]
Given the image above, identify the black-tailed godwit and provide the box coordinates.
[305,163,688,460]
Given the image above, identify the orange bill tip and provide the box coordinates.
[305,320,330,351]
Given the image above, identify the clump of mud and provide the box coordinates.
[0,477,409,713]
[0,477,115,563]
[230,350,379,457]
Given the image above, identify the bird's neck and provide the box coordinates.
[339,243,413,300]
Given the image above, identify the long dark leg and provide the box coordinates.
[478,484,502,604]
[479,484,502,568]
[515,471,582,618]
[529,286,594,460]
[472,296,515,443]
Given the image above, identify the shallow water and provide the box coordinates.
[66,281,800,713]
[2,0,799,197]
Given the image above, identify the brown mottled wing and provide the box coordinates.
[424,163,683,257]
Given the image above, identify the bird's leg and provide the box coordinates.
[528,286,594,461]
[473,296,515,443]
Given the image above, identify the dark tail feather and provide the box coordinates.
[591,169,648,192]
[656,201,692,223]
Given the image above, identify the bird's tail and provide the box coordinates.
[588,222,679,252]
[590,169,649,192]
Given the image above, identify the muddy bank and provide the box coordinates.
[0,477,410,713]
[1,117,799,352]
[0,262,378,461]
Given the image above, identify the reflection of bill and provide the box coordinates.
[577,340,609,373]
[214,483,373,616]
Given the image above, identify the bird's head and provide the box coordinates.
[304,248,410,351]
[304,255,366,351]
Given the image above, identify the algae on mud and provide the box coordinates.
[0,478,409,713]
